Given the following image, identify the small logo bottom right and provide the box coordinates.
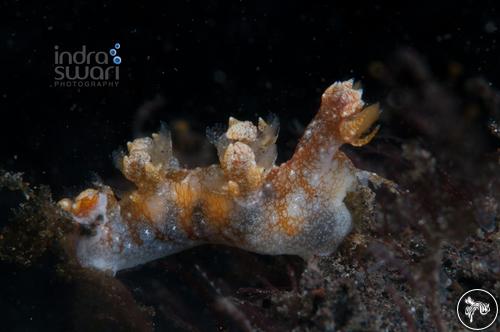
[457,289,498,330]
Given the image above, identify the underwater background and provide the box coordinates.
[1,1,500,331]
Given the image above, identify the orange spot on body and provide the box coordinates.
[201,191,232,229]
[279,216,300,236]
[274,197,300,236]
[174,182,198,236]
[73,190,99,217]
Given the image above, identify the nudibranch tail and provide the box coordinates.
[59,79,389,273]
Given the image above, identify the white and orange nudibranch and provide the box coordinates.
[59,80,389,273]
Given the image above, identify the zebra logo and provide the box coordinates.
[457,289,498,330]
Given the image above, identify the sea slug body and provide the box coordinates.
[59,80,388,273]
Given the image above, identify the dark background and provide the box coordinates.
[1,1,500,331]
[1,1,499,194]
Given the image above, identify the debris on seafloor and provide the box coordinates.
[57,79,396,273]
[0,171,74,267]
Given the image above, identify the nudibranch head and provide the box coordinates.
[321,79,381,147]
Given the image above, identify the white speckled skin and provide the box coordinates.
[61,80,384,273]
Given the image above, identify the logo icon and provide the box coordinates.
[465,296,490,323]
[109,42,121,65]
[457,289,498,330]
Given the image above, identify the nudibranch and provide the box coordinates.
[59,80,389,273]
